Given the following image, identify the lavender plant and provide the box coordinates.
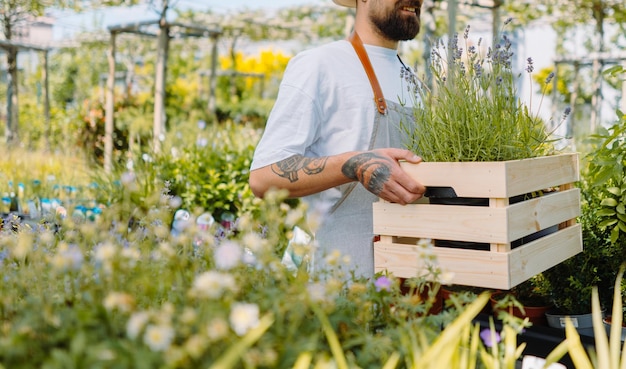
[405,22,564,162]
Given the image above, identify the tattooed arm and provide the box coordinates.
[249,148,426,204]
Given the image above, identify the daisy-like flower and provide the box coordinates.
[214,241,243,270]
[229,303,260,336]
[307,282,327,302]
[207,318,229,341]
[121,247,141,261]
[49,242,84,272]
[103,292,135,313]
[191,271,237,299]
[127,311,150,339]
[241,232,264,253]
[94,242,117,263]
[143,324,175,352]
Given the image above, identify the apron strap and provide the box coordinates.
[348,31,387,115]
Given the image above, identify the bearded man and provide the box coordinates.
[249,0,426,277]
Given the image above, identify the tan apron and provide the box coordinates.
[314,32,417,278]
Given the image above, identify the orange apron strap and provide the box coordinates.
[348,31,387,115]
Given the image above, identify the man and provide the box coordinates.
[249,0,426,278]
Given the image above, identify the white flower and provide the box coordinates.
[143,324,175,352]
[284,208,304,227]
[121,247,141,261]
[206,318,229,341]
[307,282,327,302]
[179,308,197,325]
[324,250,342,266]
[214,241,243,270]
[127,312,150,339]
[94,242,117,263]
[184,334,207,359]
[121,171,136,185]
[103,292,135,313]
[241,232,264,253]
[440,271,456,285]
[191,271,237,299]
[49,242,83,271]
[13,232,33,259]
[229,303,260,336]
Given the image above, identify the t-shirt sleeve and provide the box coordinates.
[250,53,324,171]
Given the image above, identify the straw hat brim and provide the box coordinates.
[332,0,357,8]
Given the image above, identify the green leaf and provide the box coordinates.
[619,221,626,233]
[607,187,622,196]
[599,219,618,228]
[601,198,619,207]
[617,204,626,214]
[611,226,620,244]
[597,209,617,217]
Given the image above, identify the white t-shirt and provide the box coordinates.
[251,39,418,215]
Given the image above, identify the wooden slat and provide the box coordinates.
[399,153,579,198]
[506,188,581,241]
[507,224,583,286]
[373,224,583,289]
[373,189,580,243]
[373,202,509,243]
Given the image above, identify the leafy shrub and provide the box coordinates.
[154,121,260,222]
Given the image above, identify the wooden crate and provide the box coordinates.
[373,153,583,290]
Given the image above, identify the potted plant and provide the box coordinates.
[491,274,553,326]
[373,22,581,290]
[602,273,626,342]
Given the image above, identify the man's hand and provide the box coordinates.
[341,148,426,204]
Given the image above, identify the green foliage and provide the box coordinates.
[584,109,626,244]
[154,122,260,222]
[405,23,557,162]
[541,91,626,314]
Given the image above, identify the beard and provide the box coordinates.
[370,3,421,41]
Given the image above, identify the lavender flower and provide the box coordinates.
[374,276,392,292]
[545,71,555,84]
[480,328,501,348]
[526,57,534,73]
[474,63,483,78]
[463,25,470,39]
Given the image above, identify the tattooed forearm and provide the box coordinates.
[271,155,328,183]
[341,153,391,195]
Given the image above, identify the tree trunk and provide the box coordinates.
[207,33,219,123]
[153,1,170,154]
[42,50,51,151]
[5,47,19,145]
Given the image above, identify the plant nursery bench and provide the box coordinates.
[373,153,583,290]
